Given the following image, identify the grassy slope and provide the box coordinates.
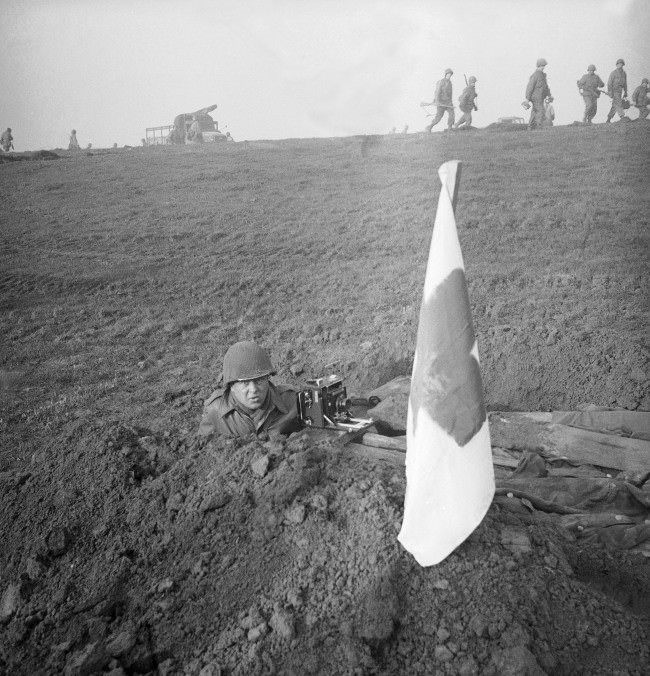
[1,124,648,469]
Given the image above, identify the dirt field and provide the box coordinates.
[1,122,648,674]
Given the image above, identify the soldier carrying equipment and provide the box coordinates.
[606,59,629,122]
[631,78,649,120]
[525,58,551,129]
[454,76,478,130]
[422,68,455,132]
[577,64,605,124]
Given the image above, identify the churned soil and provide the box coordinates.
[1,121,649,674]
[1,427,649,675]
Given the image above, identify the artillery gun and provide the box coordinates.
[167,104,227,144]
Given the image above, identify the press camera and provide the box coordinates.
[296,375,374,433]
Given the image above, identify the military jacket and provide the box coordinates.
[198,382,301,438]
[577,73,605,96]
[607,69,627,96]
[434,78,453,107]
[632,84,648,107]
[526,70,551,101]
[458,85,478,112]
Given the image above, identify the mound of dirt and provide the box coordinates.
[1,425,648,674]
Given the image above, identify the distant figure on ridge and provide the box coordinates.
[1,127,14,152]
[631,78,649,120]
[454,76,478,129]
[422,68,455,132]
[542,96,555,127]
[68,129,80,150]
[606,59,629,122]
[577,65,605,124]
[525,58,551,129]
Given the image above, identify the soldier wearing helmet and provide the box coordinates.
[606,59,629,122]
[525,58,551,129]
[577,65,605,124]
[454,76,478,130]
[422,68,455,132]
[1,127,13,153]
[198,341,300,438]
[631,77,649,120]
[68,129,80,150]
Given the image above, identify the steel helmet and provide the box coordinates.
[222,341,275,385]
[444,68,453,75]
[536,58,548,67]
[468,76,477,83]
[616,58,625,66]
[587,64,596,72]
[643,78,649,85]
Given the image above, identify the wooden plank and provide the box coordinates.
[345,442,404,466]
[489,412,650,473]
[358,434,521,470]
[497,410,650,438]
[551,410,650,439]
[362,432,406,451]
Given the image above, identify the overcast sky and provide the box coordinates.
[1,0,648,149]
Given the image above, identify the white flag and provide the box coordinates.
[398,160,495,566]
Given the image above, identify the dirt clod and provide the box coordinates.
[45,526,71,557]
[490,645,546,676]
[0,583,21,624]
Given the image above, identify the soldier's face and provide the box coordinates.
[231,376,270,410]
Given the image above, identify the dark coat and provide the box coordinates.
[577,73,605,97]
[526,70,551,101]
[434,78,454,107]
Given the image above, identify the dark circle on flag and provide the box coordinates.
[411,268,486,446]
